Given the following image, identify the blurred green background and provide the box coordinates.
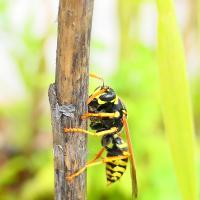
[0,0,200,199]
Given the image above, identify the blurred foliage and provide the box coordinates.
[0,0,200,200]
[157,0,198,199]
[0,1,54,200]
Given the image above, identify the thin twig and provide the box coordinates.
[49,0,94,199]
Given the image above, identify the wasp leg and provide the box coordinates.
[66,154,129,181]
[66,147,105,181]
[81,112,120,119]
[64,127,118,136]
[87,147,105,164]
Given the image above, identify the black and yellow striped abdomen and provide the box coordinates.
[106,153,128,184]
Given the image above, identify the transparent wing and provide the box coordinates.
[123,116,138,199]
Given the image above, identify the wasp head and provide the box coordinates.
[93,86,116,104]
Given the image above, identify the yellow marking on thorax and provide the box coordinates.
[107,142,113,149]
[116,143,128,149]
[114,96,119,105]
[95,92,106,105]
[95,94,118,105]
[97,98,106,105]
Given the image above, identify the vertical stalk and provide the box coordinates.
[118,0,140,60]
[156,0,198,199]
[49,0,94,199]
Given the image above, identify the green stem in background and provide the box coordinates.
[118,0,140,59]
[156,0,198,200]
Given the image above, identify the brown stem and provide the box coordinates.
[49,0,94,199]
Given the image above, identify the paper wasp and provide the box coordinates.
[64,73,138,198]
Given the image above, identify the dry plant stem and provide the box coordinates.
[49,0,94,200]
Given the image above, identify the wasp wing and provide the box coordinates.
[123,116,138,199]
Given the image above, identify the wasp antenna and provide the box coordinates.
[89,73,104,85]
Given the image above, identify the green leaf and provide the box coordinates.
[156,0,198,200]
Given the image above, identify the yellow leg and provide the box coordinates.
[81,112,120,119]
[64,127,118,136]
[66,154,129,181]
[87,147,105,164]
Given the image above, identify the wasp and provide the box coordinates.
[64,73,138,198]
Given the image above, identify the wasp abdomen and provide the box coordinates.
[106,157,128,184]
